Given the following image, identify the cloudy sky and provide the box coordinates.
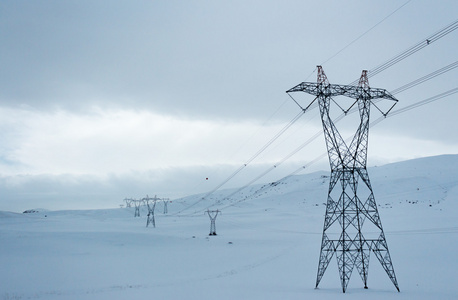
[1,0,457,212]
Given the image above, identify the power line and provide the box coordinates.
[195,110,348,213]
[215,153,328,212]
[206,87,457,212]
[348,19,458,85]
[186,96,295,196]
[368,19,458,78]
[390,60,458,95]
[174,110,308,214]
[300,1,412,91]
[184,66,457,214]
[221,131,323,201]
[320,0,412,66]
[371,87,458,127]
[216,20,458,210]
[203,111,305,194]
[226,96,292,162]
[189,8,436,210]
[176,20,458,215]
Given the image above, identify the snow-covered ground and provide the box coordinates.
[1,154,457,300]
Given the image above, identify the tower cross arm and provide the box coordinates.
[287,82,398,116]
[287,82,397,100]
[363,87,398,101]
[286,82,357,97]
[286,82,322,95]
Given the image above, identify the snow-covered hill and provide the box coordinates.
[1,155,457,299]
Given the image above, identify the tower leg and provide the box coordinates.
[335,242,356,293]
[316,235,335,288]
[372,234,400,291]
[209,220,217,235]
[135,206,140,217]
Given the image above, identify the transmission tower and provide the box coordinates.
[124,198,133,208]
[143,195,169,227]
[163,199,170,214]
[206,210,220,236]
[287,66,399,293]
[144,195,157,228]
[131,199,144,217]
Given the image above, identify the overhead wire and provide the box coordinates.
[203,111,305,193]
[227,96,292,161]
[181,61,457,215]
[202,70,458,212]
[390,60,458,95]
[197,113,351,213]
[214,87,457,211]
[174,109,309,214]
[176,16,458,216]
[222,131,323,200]
[348,19,458,85]
[300,1,411,91]
[371,87,458,127]
[213,153,329,212]
[188,96,296,194]
[221,0,418,183]
[320,0,412,66]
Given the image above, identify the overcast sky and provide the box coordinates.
[1,0,457,212]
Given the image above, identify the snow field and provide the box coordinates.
[1,155,457,299]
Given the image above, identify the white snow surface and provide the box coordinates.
[1,154,457,299]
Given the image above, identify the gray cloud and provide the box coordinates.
[3,1,456,122]
[0,159,329,212]
[0,1,457,212]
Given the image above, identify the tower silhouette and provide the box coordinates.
[206,209,220,236]
[287,66,399,293]
[146,197,157,228]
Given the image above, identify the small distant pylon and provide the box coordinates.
[163,200,169,214]
[144,195,157,227]
[132,199,144,217]
[206,210,220,236]
[124,198,133,208]
[137,195,170,227]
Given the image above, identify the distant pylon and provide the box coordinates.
[206,210,220,236]
[287,66,399,293]
[124,198,133,208]
[163,201,168,214]
[132,199,143,217]
[145,195,157,228]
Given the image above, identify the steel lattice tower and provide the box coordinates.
[206,210,220,236]
[163,200,168,214]
[287,66,399,293]
[146,198,157,228]
[132,199,143,217]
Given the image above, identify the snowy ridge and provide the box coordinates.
[176,154,457,214]
[1,154,457,299]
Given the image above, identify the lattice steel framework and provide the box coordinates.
[206,210,220,236]
[143,195,169,227]
[145,197,157,228]
[162,199,170,214]
[130,199,144,217]
[124,198,133,208]
[287,66,399,293]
